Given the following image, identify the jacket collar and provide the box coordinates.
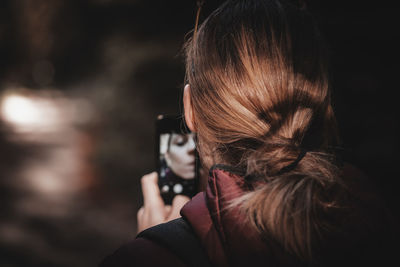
[181,165,298,266]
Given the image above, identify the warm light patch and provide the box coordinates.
[1,95,42,126]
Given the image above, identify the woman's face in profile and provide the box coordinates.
[165,133,195,179]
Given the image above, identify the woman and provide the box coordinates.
[162,132,196,181]
[101,0,395,266]
[159,132,197,202]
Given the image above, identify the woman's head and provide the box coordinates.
[165,133,196,179]
[184,0,341,262]
[184,0,337,173]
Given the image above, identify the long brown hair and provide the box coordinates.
[185,0,342,262]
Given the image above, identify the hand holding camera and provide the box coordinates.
[137,172,190,233]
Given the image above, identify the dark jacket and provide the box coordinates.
[100,164,396,267]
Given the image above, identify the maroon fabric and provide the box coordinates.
[180,192,229,266]
[181,168,300,267]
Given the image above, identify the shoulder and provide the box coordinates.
[99,218,211,267]
[99,237,186,267]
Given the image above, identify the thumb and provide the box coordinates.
[167,195,190,220]
[141,172,164,208]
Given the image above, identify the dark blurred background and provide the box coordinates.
[0,0,398,266]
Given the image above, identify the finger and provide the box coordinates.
[137,206,144,221]
[168,195,190,220]
[137,206,145,233]
[164,205,172,216]
[141,172,164,208]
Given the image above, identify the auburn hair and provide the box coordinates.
[185,0,343,263]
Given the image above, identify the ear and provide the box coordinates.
[183,84,196,132]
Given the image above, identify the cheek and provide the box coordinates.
[169,145,194,164]
[169,147,185,162]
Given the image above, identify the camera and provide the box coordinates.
[155,114,199,204]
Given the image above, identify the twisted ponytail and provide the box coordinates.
[185,0,344,261]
